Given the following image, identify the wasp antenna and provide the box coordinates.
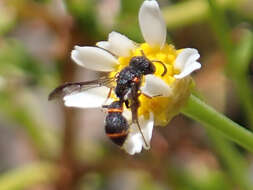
[151,60,167,77]
[48,88,60,100]
[96,44,119,59]
[48,92,54,101]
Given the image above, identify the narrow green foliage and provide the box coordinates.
[0,92,60,158]
[207,129,252,189]
[0,162,58,190]
[207,0,253,129]
[64,0,101,38]
[163,0,241,30]
[116,0,143,41]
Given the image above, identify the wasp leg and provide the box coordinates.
[129,85,148,148]
[107,88,113,100]
[102,87,113,106]
[135,117,149,148]
[125,100,130,108]
[102,88,113,109]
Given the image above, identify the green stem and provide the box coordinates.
[0,162,58,190]
[182,95,253,152]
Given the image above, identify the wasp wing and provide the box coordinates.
[48,77,115,101]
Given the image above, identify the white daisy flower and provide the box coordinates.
[63,0,201,155]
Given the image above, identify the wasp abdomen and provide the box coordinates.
[105,113,129,146]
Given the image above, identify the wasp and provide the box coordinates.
[49,51,167,147]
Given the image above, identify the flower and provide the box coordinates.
[67,0,201,155]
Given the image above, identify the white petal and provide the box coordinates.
[97,32,136,57]
[63,86,113,108]
[123,113,154,155]
[96,41,110,50]
[174,48,199,70]
[174,62,201,79]
[174,48,201,79]
[138,0,166,48]
[140,74,172,97]
[108,31,136,57]
[123,134,143,155]
[71,46,118,72]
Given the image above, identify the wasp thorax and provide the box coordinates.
[129,56,156,75]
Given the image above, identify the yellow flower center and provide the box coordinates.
[109,43,191,126]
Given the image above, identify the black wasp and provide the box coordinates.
[49,51,167,147]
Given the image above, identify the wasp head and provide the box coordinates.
[130,56,156,75]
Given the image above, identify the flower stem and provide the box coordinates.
[182,95,253,152]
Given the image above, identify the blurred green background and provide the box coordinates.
[0,0,253,189]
